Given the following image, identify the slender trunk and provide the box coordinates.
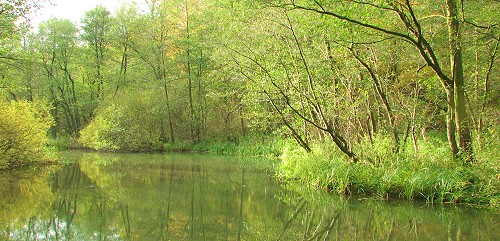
[411,125,418,153]
[116,44,128,95]
[95,41,102,98]
[197,48,204,139]
[447,0,473,161]
[63,65,80,135]
[70,82,80,133]
[445,87,459,155]
[238,102,246,135]
[163,78,175,142]
[159,116,167,143]
[480,32,499,135]
[268,93,312,152]
[187,55,196,141]
[367,99,377,137]
[185,2,197,142]
[366,113,374,144]
[411,84,419,153]
[326,127,357,162]
[351,48,399,152]
[473,29,481,133]
[50,97,58,138]
[288,14,354,158]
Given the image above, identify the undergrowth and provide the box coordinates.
[278,132,499,208]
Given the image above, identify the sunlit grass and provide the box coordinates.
[278,132,500,208]
[163,134,284,158]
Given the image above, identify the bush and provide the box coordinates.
[0,100,54,169]
[79,90,163,151]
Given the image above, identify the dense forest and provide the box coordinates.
[1,0,499,205]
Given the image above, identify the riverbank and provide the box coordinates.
[277,134,499,209]
[47,132,499,208]
[49,134,284,157]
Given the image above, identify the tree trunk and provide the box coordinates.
[445,86,460,155]
[446,0,473,161]
[185,1,198,142]
[350,48,399,152]
[163,78,175,143]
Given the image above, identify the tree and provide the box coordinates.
[0,0,41,40]
[273,0,492,162]
[36,18,81,136]
[82,5,112,99]
[178,0,210,142]
[213,2,363,158]
[110,4,140,93]
[1,0,42,98]
[129,0,179,142]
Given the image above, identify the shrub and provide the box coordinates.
[79,90,163,151]
[0,100,54,169]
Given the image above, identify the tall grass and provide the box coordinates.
[277,132,499,208]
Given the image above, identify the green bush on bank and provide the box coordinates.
[0,100,54,169]
[79,91,164,151]
[78,88,285,155]
[277,133,499,207]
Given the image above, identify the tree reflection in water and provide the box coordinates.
[1,151,498,240]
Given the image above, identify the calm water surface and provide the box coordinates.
[1,151,498,240]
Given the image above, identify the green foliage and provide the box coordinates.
[467,126,500,207]
[0,100,54,169]
[0,0,498,207]
[34,18,83,135]
[0,0,38,40]
[278,134,500,207]
[79,90,164,151]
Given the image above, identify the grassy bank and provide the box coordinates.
[51,133,285,158]
[61,127,499,208]
[277,133,499,208]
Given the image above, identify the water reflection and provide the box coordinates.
[277,190,500,241]
[1,151,498,240]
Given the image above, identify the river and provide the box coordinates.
[1,151,498,240]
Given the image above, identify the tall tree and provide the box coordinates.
[111,4,140,93]
[446,0,472,160]
[131,0,178,142]
[179,0,208,142]
[82,5,112,99]
[36,18,81,136]
[277,0,482,162]
[1,0,42,98]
